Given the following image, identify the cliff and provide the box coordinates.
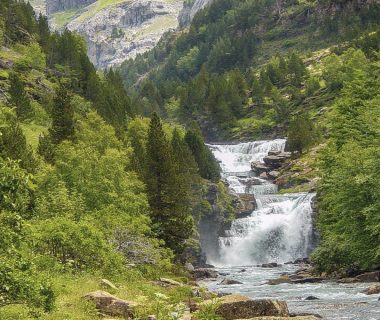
[178,0,214,27]
[66,0,183,68]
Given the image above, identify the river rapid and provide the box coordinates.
[203,141,380,320]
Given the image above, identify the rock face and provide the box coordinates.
[84,291,135,317]
[212,294,289,320]
[65,0,183,68]
[46,0,96,14]
[178,0,214,27]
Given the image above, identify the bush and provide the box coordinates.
[33,217,124,272]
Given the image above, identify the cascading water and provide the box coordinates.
[208,140,316,266]
[203,140,380,320]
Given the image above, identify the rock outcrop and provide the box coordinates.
[84,291,136,317]
[178,0,214,27]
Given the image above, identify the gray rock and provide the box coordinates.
[268,170,280,179]
[219,278,243,285]
[304,295,319,300]
[191,268,218,279]
[185,262,195,272]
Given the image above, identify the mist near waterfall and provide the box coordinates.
[208,140,316,266]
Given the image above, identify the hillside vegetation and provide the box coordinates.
[0,0,228,318]
[120,0,380,275]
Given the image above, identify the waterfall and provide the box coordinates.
[209,140,316,266]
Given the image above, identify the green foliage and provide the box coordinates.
[0,158,33,217]
[33,216,124,272]
[14,42,46,71]
[312,49,380,273]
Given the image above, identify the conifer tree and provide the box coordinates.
[145,113,193,254]
[287,113,315,154]
[0,120,36,172]
[49,83,74,144]
[184,126,220,182]
[9,73,32,120]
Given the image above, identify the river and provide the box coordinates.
[203,140,380,320]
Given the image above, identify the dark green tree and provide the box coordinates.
[145,113,193,254]
[8,73,32,120]
[287,113,316,154]
[49,83,74,144]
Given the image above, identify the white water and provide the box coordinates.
[209,139,315,266]
[204,140,380,320]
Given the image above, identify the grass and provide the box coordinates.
[52,8,81,29]
[51,0,181,29]
[0,271,195,320]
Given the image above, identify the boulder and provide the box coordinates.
[84,291,135,317]
[261,263,280,268]
[191,268,218,280]
[100,279,118,290]
[263,152,291,169]
[268,171,280,179]
[355,271,380,282]
[236,193,257,216]
[211,294,289,320]
[251,161,270,174]
[304,296,319,300]
[267,276,292,285]
[219,278,243,285]
[268,150,282,156]
[292,277,324,284]
[158,278,183,287]
[260,172,269,179]
[185,263,195,272]
[235,317,320,320]
[362,284,380,295]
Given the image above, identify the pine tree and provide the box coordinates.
[252,75,264,107]
[0,120,36,172]
[184,126,220,181]
[145,113,193,254]
[9,73,32,120]
[287,113,315,154]
[49,83,74,144]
